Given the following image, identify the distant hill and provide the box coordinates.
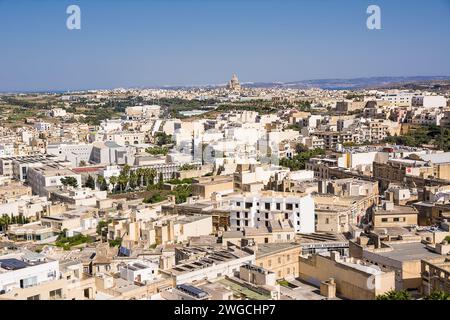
[240,76,450,90]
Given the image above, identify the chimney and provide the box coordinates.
[330,251,340,262]
[383,201,394,211]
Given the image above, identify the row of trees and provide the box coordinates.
[60,176,78,188]
[0,214,31,231]
[376,290,449,300]
[145,146,169,156]
[96,165,163,193]
[384,125,450,151]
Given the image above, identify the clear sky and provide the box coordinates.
[0,0,449,91]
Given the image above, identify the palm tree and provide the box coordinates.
[118,173,129,192]
[97,175,106,191]
[122,164,131,177]
[0,214,11,231]
[135,168,144,188]
[376,290,412,300]
[109,176,118,193]
[149,169,157,185]
[129,171,138,190]
[425,291,450,300]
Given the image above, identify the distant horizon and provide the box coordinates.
[1,0,449,92]
[1,74,449,94]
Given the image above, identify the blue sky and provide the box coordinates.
[0,0,449,91]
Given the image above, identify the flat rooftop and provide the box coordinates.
[256,242,301,259]
[217,278,270,300]
[376,242,441,262]
[374,205,417,215]
[168,247,252,276]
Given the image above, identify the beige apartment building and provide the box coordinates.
[314,194,377,233]
[255,243,302,279]
[421,257,450,295]
[191,175,234,199]
[373,153,450,190]
[349,237,448,290]
[299,252,395,300]
[0,182,32,200]
[371,202,418,228]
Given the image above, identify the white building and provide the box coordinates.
[119,260,159,283]
[46,143,94,167]
[412,95,447,108]
[0,251,59,295]
[377,92,415,107]
[34,122,52,132]
[27,165,82,197]
[50,108,67,117]
[125,105,161,120]
[230,191,315,233]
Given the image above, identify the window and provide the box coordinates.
[381,218,388,222]
[278,257,281,264]
[268,260,272,267]
[236,212,240,218]
[236,202,241,207]
[265,203,270,210]
[284,213,289,219]
[276,203,281,210]
[286,203,293,210]
[49,289,62,300]
[393,218,400,222]
[20,276,37,288]
[325,218,329,224]
[245,202,252,209]
[27,295,40,300]
[244,221,248,227]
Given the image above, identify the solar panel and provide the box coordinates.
[0,258,30,270]
[177,284,208,298]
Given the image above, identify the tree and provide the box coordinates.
[294,143,308,154]
[97,175,108,191]
[279,148,325,171]
[143,193,165,204]
[376,290,412,300]
[129,171,138,189]
[145,146,169,156]
[96,220,108,237]
[157,172,164,188]
[154,132,173,146]
[109,237,122,247]
[424,291,450,300]
[84,175,95,189]
[109,176,118,192]
[118,173,129,192]
[60,176,78,188]
[171,184,192,204]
